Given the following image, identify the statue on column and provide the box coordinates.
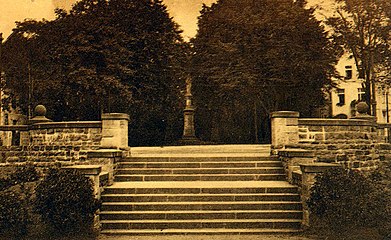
[180,76,198,143]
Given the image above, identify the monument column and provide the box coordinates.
[181,77,197,142]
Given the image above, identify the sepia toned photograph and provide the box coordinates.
[0,0,390,239]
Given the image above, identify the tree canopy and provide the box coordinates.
[327,0,391,116]
[191,0,339,143]
[1,0,188,146]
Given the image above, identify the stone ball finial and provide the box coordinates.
[356,102,369,114]
[34,105,47,116]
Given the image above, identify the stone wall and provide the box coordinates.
[271,112,384,169]
[29,122,102,147]
[0,122,102,166]
[294,118,379,169]
[0,113,129,168]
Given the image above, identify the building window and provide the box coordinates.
[345,65,352,79]
[337,89,345,106]
[358,88,366,101]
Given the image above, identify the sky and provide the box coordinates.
[0,0,334,40]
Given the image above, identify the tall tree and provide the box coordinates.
[327,0,391,116]
[1,0,188,146]
[191,0,338,143]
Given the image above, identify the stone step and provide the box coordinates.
[100,210,303,220]
[114,174,286,182]
[116,167,284,175]
[100,228,302,235]
[117,161,282,169]
[129,145,271,155]
[103,181,298,194]
[100,219,301,230]
[101,193,300,202]
[101,201,302,211]
[121,156,279,163]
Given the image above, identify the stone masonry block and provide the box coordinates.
[317,155,336,163]
[76,128,84,133]
[308,126,323,132]
[323,125,338,132]
[299,134,308,140]
[299,128,308,133]
[324,133,338,140]
[314,134,324,141]
[327,145,338,150]
[286,118,299,126]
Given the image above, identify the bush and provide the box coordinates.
[11,165,40,185]
[0,165,40,191]
[0,176,12,191]
[0,189,28,237]
[0,165,39,237]
[307,168,391,238]
[34,168,100,235]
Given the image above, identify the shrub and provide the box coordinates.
[11,165,40,185]
[34,168,100,235]
[0,176,12,191]
[307,168,391,238]
[0,189,28,237]
[0,165,40,191]
[0,165,39,237]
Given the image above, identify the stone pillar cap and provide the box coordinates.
[63,165,102,175]
[300,163,341,173]
[271,111,300,118]
[102,113,130,121]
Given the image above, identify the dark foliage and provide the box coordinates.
[191,0,338,143]
[34,168,100,235]
[307,168,391,238]
[1,0,189,146]
[0,189,28,237]
[0,165,39,191]
[0,165,40,237]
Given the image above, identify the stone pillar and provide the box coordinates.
[271,111,300,150]
[87,149,122,186]
[278,149,315,184]
[183,103,196,139]
[101,113,129,149]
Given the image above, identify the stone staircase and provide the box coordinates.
[100,145,303,235]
